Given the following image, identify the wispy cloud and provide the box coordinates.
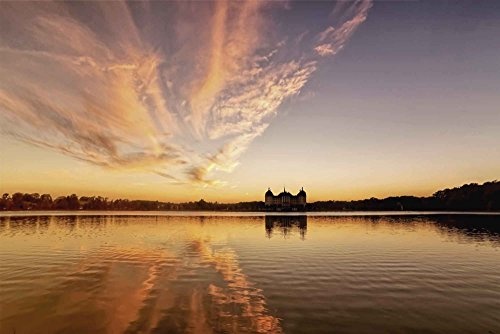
[315,43,337,56]
[0,0,372,186]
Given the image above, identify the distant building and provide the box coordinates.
[265,187,306,211]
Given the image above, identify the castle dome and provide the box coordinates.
[265,188,274,197]
[298,187,306,196]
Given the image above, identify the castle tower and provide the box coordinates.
[265,188,274,206]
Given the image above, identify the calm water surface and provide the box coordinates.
[0,213,499,333]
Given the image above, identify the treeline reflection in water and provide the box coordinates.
[0,213,500,333]
[1,214,499,244]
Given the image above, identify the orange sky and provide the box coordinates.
[1,1,499,202]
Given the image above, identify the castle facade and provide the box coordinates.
[265,187,306,211]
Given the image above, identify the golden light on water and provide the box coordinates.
[1,214,500,332]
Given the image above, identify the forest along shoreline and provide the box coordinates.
[1,181,499,212]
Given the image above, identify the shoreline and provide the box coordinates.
[1,210,499,217]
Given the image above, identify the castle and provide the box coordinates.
[265,187,306,211]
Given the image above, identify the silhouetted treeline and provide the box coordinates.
[1,181,499,211]
[308,181,500,212]
[0,193,266,211]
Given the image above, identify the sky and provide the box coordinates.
[1,0,499,202]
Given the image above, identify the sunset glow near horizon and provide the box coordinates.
[1,1,499,203]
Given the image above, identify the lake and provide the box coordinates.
[1,212,499,333]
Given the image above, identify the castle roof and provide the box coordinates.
[265,187,305,197]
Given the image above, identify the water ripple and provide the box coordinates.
[0,214,499,333]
